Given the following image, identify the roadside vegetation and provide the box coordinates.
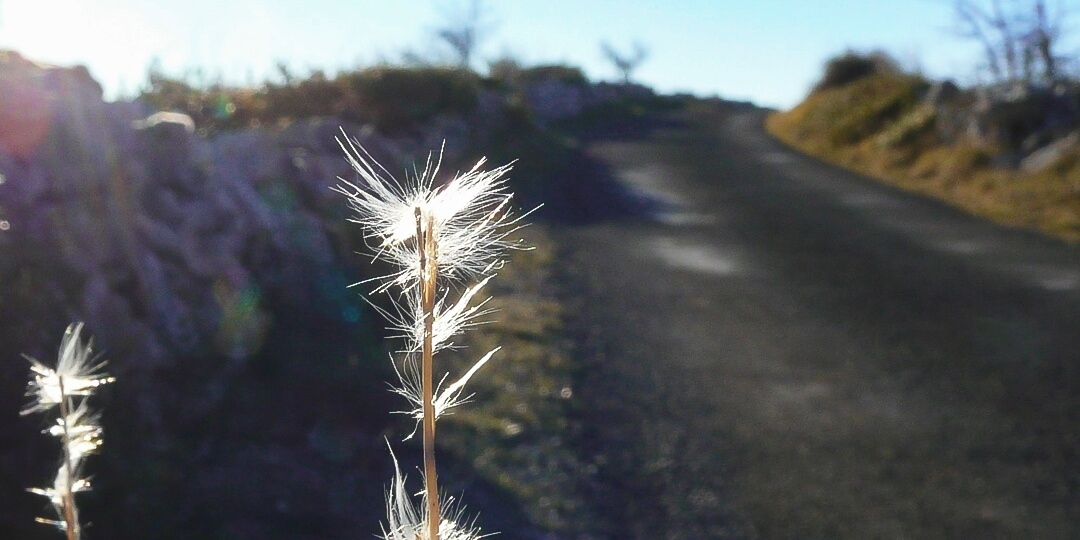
[768,50,1080,243]
[2,37,663,536]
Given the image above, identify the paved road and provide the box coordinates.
[560,101,1080,539]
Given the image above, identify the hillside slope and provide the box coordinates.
[767,73,1080,243]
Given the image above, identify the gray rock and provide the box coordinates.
[1021,132,1079,174]
[925,80,960,106]
[969,82,1079,151]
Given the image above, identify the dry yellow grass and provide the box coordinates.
[767,74,1080,243]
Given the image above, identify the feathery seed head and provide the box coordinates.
[22,322,114,415]
[334,131,527,292]
[28,465,91,509]
[22,322,111,537]
[373,275,495,354]
[382,444,486,540]
[45,401,104,461]
[391,347,501,439]
[338,131,526,539]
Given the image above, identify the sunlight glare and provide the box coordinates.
[0,0,170,95]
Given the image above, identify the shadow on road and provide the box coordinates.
[555,99,1080,539]
[533,100,706,225]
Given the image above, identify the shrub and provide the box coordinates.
[340,67,481,133]
[487,60,589,92]
[140,66,482,135]
[812,50,901,94]
[817,75,925,145]
[517,65,589,87]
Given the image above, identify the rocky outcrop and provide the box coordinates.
[0,49,642,538]
[921,78,1080,171]
[0,52,394,538]
[1021,131,1080,173]
[0,52,351,371]
[969,82,1078,150]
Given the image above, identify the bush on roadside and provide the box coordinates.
[487,59,589,89]
[812,50,902,94]
[338,66,480,132]
[803,73,927,146]
[141,66,482,135]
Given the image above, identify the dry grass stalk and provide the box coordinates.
[22,323,114,540]
[336,132,531,539]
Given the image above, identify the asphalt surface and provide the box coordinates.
[560,101,1080,539]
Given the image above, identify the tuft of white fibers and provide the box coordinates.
[333,130,532,292]
[390,347,501,439]
[370,275,496,355]
[44,401,104,462]
[381,445,487,540]
[338,133,532,539]
[22,322,114,416]
[27,466,90,528]
[22,322,113,538]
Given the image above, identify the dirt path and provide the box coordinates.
[559,101,1080,539]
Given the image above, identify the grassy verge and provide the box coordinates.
[436,226,598,534]
[766,73,1080,243]
[430,94,675,535]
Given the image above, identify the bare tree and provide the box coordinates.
[601,41,649,85]
[1025,0,1066,82]
[954,0,1020,81]
[436,0,495,69]
[952,0,1073,84]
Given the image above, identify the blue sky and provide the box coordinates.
[0,0,1069,108]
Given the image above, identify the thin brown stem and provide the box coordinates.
[57,377,79,540]
[416,208,440,539]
